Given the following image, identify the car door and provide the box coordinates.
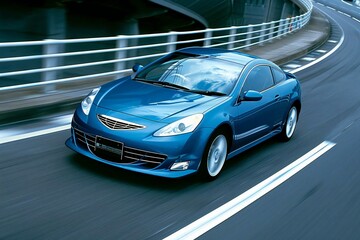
[233,65,277,148]
[270,66,291,128]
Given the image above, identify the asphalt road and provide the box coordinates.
[1,1,360,239]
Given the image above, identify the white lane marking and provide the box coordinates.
[338,11,351,17]
[341,0,352,7]
[327,6,335,10]
[341,0,360,8]
[301,57,316,61]
[353,17,360,23]
[292,34,344,73]
[0,5,349,145]
[341,0,360,9]
[0,125,71,145]
[284,64,301,69]
[291,7,345,74]
[328,39,338,43]
[51,114,73,125]
[316,49,327,53]
[317,2,325,6]
[164,141,336,240]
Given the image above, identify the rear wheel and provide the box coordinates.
[200,133,228,180]
[280,106,298,141]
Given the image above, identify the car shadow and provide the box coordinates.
[68,153,201,191]
[67,135,293,191]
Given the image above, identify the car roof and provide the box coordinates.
[176,47,259,65]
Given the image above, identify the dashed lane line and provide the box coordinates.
[338,11,351,18]
[0,3,349,145]
[284,64,301,69]
[291,5,345,74]
[341,0,352,7]
[353,17,360,23]
[301,57,317,61]
[316,49,327,53]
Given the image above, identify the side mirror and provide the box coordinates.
[242,90,262,101]
[132,64,143,73]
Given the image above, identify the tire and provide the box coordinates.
[200,133,228,180]
[279,106,298,141]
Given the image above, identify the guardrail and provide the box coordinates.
[0,0,313,92]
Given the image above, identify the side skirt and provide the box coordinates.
[227,129,281,160]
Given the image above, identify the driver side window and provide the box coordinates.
[242,65,274,94]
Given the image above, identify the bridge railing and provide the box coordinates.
[0,0,313,92]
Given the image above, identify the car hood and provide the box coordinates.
[96,78,223,122]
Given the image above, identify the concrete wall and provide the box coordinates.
[0,0,302,42]
[0,4,65,42]
[244,0,297,24]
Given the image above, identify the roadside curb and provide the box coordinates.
[243,8,330,65]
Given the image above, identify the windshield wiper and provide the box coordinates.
[134,78,225,96]
[188,89,227,96]
[153,81,190,91]
[134,78,189,90]
[133,77,150,82]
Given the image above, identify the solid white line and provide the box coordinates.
[0,124,71,145]
[291,35,344,73]
[164,141,336,240]
[291,6,345,74]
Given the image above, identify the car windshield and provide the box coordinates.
[135,53,243,95]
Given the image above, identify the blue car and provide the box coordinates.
[66,47,301,179]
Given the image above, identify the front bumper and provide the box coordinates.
[65,108,213,178]
[66,137,197,178]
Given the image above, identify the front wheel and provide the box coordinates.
[279,106,298,141]
[200,133,228,180]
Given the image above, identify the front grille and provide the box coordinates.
[97,114,145,130]
[73,128,167,167]
[123,146,168,164]
[74,128,96,152]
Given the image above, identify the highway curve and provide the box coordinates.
[1,1,360,239]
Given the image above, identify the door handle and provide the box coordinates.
[274,95,280,101]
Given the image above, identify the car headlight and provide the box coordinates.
[81,87,100,115]
[154,114,203,137]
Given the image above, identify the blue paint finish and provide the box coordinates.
[66,47,301,178]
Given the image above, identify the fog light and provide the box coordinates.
[170,161,190,171]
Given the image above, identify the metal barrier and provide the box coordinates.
[0,0,313,92]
